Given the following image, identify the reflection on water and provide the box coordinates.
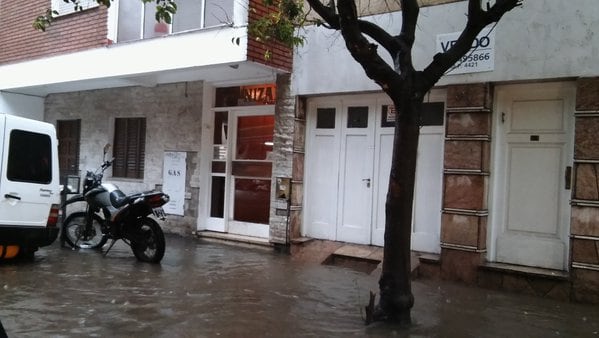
[1,236,598,337]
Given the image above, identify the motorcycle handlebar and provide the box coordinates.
[101,158,115,170]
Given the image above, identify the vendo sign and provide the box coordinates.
[436,27,495,75]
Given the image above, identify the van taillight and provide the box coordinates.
[46,204,60,227]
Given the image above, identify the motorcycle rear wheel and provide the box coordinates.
[63,212,107,249]
[131,217,165,263]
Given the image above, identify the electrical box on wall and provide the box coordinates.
[276,177,291,201]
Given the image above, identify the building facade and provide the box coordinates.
[1,0,598,303]
[290,0,599,302]
[0,0,295,241]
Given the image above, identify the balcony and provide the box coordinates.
[114,0,240,43]
[0,0,292,97]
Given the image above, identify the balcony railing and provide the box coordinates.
[116,0,237,43]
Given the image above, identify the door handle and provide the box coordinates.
[565,166,572,190]
[4,194,21,200]
[40,188,54,196]
[362,178,371,188]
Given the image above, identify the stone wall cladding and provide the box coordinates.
[443,140,489,171]
[45,81,204,235]
[574,164,599,200]
[571,77,599,303]
[442,83,492,253]
[270,74,296,244]
[0,0,108,64]
[441,213,486,249]
[439,83,492,280]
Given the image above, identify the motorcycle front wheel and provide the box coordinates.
[131,217,165,263]
[63,212,108,249]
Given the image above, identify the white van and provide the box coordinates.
[0,114,60,259]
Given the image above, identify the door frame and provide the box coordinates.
[488,81,575,270]
[200,104,275,238]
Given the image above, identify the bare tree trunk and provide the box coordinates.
[368,88,421,324]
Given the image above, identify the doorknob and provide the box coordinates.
[362,178,371,188]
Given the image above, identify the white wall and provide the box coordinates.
[292,0,599,96]
[0,92,44,120]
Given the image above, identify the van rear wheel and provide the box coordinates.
[63,212,107,249]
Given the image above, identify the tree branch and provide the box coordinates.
[334,0,402,95]
[419,0,522,91]
[306,0,339,28]
[399,0,418,48]
[306,0,401,56]
[396,0,419,74]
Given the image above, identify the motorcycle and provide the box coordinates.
[62,144,169,263]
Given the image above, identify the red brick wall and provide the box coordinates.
[0,0,108,65]
[247,0,293,73]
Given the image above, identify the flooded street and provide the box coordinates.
[1,235,598,337]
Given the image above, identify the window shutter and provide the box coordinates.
[57,119,81,177]
[51,0,100,16]
[113,118,146,179]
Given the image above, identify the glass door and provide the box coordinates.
[206,106,275,238]
[228,113,274,238]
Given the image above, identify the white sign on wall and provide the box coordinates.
[436,27,495,75]
[162,151,187,216]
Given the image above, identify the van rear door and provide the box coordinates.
[0,115,60,227]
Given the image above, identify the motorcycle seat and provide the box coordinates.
[110,190,132,208]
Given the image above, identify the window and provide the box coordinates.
[347,106,368,128]
[380,102,445,127]
[117,0,235,42]
[316,108,336,129]
[113,118,146,179]
[7,130,52,184]
[204,0,234,27]
[52,0,99,16]
[420,102,445,126]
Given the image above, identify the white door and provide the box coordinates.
[411,125,444,253]
[304,105,340,240]
[305,94,445,250]
[371,107,394,246]
[492,83,574,270]
[337,105,375,244]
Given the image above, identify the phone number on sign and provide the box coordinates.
[460,52,490,64]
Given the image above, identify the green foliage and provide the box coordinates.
[33,0,178,31]
[33,9,58,31]
[248,0,306,48]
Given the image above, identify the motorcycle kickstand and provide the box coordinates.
[103,239,118,257]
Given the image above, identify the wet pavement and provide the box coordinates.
[1,234,598,337]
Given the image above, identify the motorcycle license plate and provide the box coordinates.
[153,207,167,219]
